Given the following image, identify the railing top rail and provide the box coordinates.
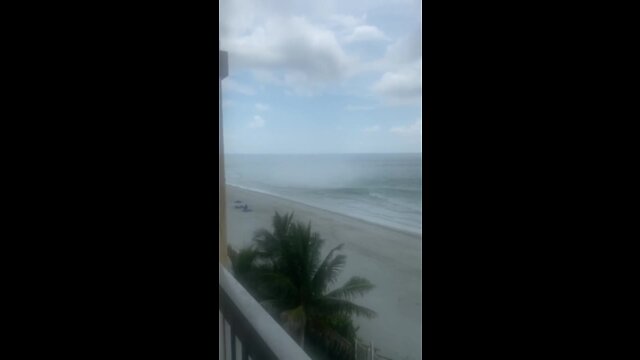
[219,264,311,360]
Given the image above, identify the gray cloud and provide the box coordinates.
[220,0,422,102]
[224,16,353,83]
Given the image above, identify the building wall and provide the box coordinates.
[219,50,229,267]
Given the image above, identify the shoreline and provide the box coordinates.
[227,183,422,239]
[225,184,422,360]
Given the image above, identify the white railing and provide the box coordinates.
[219,264,311,360]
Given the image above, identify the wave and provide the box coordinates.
[368,192,422,213]
[227,182,422,236]
[303,186,422,213]
[224,153,422,235]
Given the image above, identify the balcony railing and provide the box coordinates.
[219,44,309,360]
[219,264,311,360]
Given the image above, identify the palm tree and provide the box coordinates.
[233,212,376,358]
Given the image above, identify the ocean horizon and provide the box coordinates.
[224,153,422,235]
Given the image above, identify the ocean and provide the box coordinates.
[224,153,422,235]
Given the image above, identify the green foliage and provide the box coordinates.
[228,211,376,359]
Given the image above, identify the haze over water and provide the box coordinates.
[225,153,422,235]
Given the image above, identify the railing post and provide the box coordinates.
[222,317,227,359]
[370,340,374,360]
[230,327,236,360]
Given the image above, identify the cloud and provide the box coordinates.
[364,125,381,132]
[220,0,422,103]
[352,21,421,75]
[390,119,422,136]
[222,78,255,95]
[344,25,389,43]
[372,59,421,105]
[248,115,266,128]
[384,26,422,65]
[223,16,353,84]
[255,103,269,111]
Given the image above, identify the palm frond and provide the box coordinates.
[253,229,278,253]
[231,247,258,274]
[320,297,377,319]
[259,298,287,315]
[231,211,377,358]
[272,211,295,239]
[307,317,354,357]
[324,276,375,300]
[291,221,323,286]
[311,243,346,292]
[254,271,298,299]
[308,232,324,275]
[280,305,307,335]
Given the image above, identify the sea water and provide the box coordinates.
[224,153,422,235]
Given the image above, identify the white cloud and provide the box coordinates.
[220,0,422,103]
[223,16,354,84]
[372,59,421,105]
[351,20,421,76]
[255,103,269,111]
[248,115,266,128]
[364,125,381,132]
[344,25,389,43]
[390,119,422,136]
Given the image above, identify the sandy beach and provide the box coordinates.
[225,185,422,360]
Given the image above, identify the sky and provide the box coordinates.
[220,0,422,154]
